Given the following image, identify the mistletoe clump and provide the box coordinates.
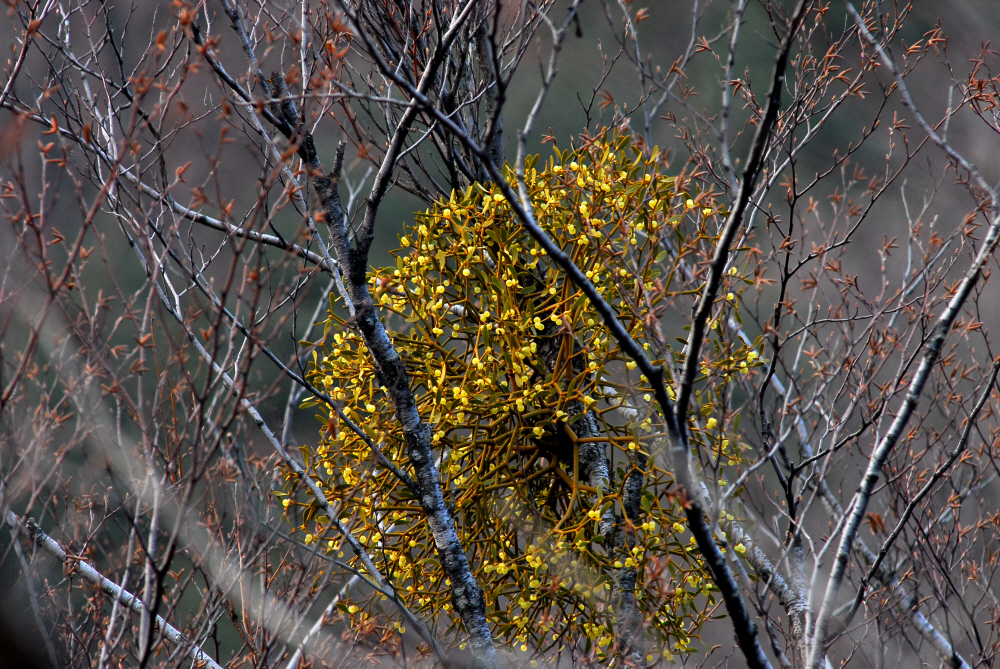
[285,130,762,662]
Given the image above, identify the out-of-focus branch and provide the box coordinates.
[2,501,224,669]
[719,0,750,190]
[284,576,359,669]
[120,225,454,669]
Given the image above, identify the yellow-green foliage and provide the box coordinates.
[285,130,763,662]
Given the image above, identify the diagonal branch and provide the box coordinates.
[320,3,812,668]
[809,8,1000,667]
[673,0,810,432]
[200,6,497,666]
[842,357,1000,632]
[726,518,809,667]
[144,216,418,494]
[120,224,453,669]
[509,1,648,660]
[2,500,224,669]
[0,102,335,275]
